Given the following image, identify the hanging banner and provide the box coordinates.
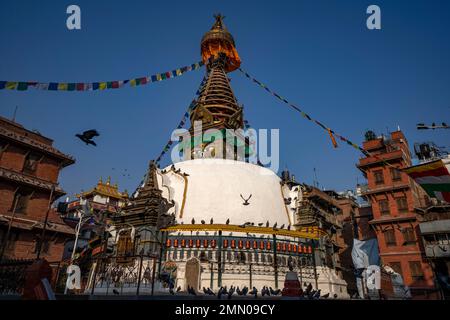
[0,61,204,92]
[237,67,387,160]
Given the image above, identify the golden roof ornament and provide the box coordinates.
[201,14,241,73]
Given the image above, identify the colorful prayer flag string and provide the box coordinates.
[131,75,208,198]
[154,74,208,164]
[0,61,204,92]
[238,67,396,167]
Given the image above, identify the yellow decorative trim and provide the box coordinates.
[161,224,324,240]
[280,184,292,225]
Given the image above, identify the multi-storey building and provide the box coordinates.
[0,116,75,262]
[61,177,128,260]
[357,130,438,299]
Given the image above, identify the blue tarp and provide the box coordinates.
[351,238,380,269]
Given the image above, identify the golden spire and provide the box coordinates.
[190,15,244,132]
[201,14,241,73]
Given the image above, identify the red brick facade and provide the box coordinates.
[358,130,438,299]
[0,116,75,262]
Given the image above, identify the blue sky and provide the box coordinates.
[1,0,449,198]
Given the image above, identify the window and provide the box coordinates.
[437,233,449,245]
[396,197,408,213]
[0,141,8,159]
[402,227,416,245]
[12,190,32,214]
[226,251,232,261]
[379,199,390,215]
[390,168,402,181]
[374,170,384,185]
[22,152,41,175]
[390,262,403,276]
[34,238,50,254]
[238,252,246,264]
[384,229,396,247]
[409,261,424,281]
[117,232,134,257]
[199,251,207,262]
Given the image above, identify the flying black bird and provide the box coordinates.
[240,194,252,205]
[75,129,99,146]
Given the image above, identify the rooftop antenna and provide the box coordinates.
[12,106,18,122]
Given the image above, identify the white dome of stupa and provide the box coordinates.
[157,159,293,227]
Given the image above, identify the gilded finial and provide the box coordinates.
[106,176,111,185]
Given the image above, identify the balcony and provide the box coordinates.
[424,244,450,258]
[358,182,410,196]
[358,149,406,168]
[419,219,450,234]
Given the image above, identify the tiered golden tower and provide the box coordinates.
[187,15,247,160]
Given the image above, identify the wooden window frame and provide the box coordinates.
[384,229,397,247]
[374,170,385,185]
[379,199,390,215]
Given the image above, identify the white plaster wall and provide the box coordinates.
[159,159,291,226]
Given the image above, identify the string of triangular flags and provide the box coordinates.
[154,74,208,164]
[131,75,208,198]
[238,67,398,168]
[0,61,204,91]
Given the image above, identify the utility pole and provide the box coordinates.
[0,196,19,261]
[36,186,55,259]
[11,106,18,122]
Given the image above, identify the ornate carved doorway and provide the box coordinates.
[185,258,200,291]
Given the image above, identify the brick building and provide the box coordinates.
[324,190,376,297]
[0,116,75,262]
[357,130,438,299]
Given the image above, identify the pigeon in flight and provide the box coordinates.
[76,129,99,146]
